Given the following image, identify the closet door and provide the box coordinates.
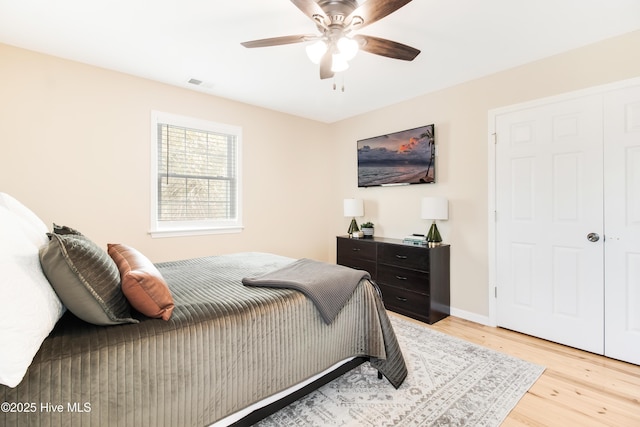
[495,95,605,354]
[603,85,640,365]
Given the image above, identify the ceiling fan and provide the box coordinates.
[241,0,420,80]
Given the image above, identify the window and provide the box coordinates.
[150,111,242,237]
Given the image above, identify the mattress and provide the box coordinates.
[1,252,406,426]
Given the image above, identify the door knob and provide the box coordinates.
[587,232,600,242]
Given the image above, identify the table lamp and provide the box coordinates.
[344,198,364,236]
[421,197,448,247]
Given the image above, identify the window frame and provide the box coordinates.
[149,110,243,238]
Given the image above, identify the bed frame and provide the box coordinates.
[231,357,369,426]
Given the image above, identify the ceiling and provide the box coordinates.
[1,0,639,123]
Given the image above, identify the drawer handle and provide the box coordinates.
[395,275,408,281]
[395,255,408,260]
[395,296,408,302]
[352,248,361,252]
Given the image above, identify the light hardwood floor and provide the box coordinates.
[392,312,640,426]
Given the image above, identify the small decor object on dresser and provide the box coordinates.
[361,222,374,238]
[337,236,450,324]
[402,234,426,246]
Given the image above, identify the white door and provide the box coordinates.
[603,86,640,364]
[495,95,605,354]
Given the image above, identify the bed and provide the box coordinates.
[0,193,406,426]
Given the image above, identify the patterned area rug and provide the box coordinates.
[256,315,544,426]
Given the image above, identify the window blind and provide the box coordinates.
[157,123,237,222]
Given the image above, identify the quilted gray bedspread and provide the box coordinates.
[1,252,406,427]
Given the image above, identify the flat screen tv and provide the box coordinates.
[357,124,435,187]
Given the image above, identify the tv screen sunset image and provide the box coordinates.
[357,124,435,187]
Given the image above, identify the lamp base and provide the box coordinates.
[347,218,360,235]
[426,221,442,247]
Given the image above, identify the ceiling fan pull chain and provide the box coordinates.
[331,74,346,92]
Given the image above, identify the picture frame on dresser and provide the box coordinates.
[336,236,450,324]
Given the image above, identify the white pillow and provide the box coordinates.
[0,192,49,246]
[0,202,65,388]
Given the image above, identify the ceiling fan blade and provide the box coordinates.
[319,50,334,79]
[347,0,413,29]
[290,0,329,27]
[241,34,315,48]
[354,34,420,61]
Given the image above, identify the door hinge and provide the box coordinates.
[492,133,497,144]
[494,286,498,298]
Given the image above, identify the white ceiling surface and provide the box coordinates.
[1,1,639,123]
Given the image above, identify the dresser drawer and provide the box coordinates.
[337,238,376,261]
[377,265,429,294]
[338,257,376,278]
[378,244,429,271]
[378,284,429,318]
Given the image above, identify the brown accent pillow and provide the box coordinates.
[107,243,175,321]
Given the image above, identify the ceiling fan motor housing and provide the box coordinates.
[318,0,358,20]
[318,0,360,26]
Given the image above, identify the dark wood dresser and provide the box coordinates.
[337,236,450,324]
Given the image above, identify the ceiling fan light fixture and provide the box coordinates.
[337,36,358,60]
[306,40,327,64]
[331,53,350,72]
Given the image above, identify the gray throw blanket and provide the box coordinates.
[242,258,370,324]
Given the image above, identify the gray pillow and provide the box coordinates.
[52,223,84,236]
[39,233,138,325]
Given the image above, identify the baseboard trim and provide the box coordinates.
[450,307,491,326]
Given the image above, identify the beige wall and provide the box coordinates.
[0,43,333,263]
[329,30,640,320]
[2,30,639,321]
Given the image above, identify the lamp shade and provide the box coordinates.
[331,53,350,72]
[306,40,327,64]
[337,36,359,60]
[421,197,448,220]
[344,198,364,217]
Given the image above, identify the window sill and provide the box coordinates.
[149,225,244,238]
